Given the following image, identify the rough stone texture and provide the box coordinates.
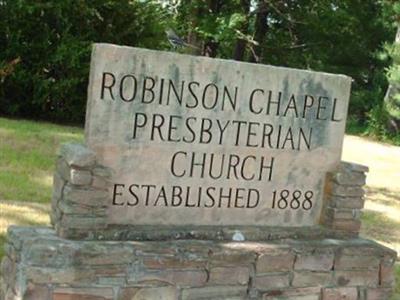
[256,247,295,273]
[254,273,291,290]
[292,271,333,288]
[208,266,250,285]
[1,227,396,300]
[363,288,394,300]
[262,287,322,300]
[51,145,112,239]
[322,287,358,300]
[84,43,352,228]
[119,286,178,300]
[294,248,334,271]
[59,143,96,168]
[181,286,247,300]
[322,161,368,235]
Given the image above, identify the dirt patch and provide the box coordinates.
[343,135,400,255]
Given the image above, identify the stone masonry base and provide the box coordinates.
[1,227,397,300]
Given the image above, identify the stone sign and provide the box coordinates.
[3,43,397,300]
[85,43,351,227]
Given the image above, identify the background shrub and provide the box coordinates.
[0,0,167,123]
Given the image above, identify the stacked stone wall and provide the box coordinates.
[1,227,396,300]
[322,162,368,234]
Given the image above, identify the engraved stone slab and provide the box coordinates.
[85,43,351,227]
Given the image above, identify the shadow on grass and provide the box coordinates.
[1,211,49,228]
[2,201,51,215]
[366,186,400,204]
[361,209,400,246]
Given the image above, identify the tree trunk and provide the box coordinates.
[233,0,250,61]
[248,0,268,63]
[186,1,203,55]
[203,0,222,57]
[384,25,400,133]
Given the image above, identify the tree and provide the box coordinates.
[383,2,400,133]
[0,0,167,123]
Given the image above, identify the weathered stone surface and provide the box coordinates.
[292,271,333,287]
[325,208,360,220]
[209,247,257,266]
[330,196,364,209]
[25,243,66,267]
[341,161,369,173]
[127,269,208,287]
[59,143,96,168]
[62,184,107,207]
[86,43,351,227]
[74,244,134,265]
[70,168,92,185]
[1,228,396,300]
[25,267,96,284]
[92,165,113,178]
[322,287,358,300]
[263,287,322,300]
[332,171,366,186]
[58,200,106,216]
[363,287,393,300]
[256,248,295,273]
[379,262,395,287]
[142,256,207,269]
[340,243,384,256]
[181,285,247,300]
[331,184,365,197]
[23,283,52,300]
[53,171,65,201]
[57,158,73,181]
[254,273,290,290]
[208,266,250,285]
[60,215,106,229]
[53,287,114,300]
[334,255,380,270]
[335,270,378,287]
[294,249,334,271]
[92,175,110,190]
[329,219,361,232]
[119,286,178,300]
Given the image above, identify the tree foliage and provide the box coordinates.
[0,0,397,136]
[0,0,167,123]
[382,1,400,135]
[169,0,394,124]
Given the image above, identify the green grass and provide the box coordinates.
[0,233,5,259]
[395,264,400,296]
[0,117,83,203]
[361,210,400,248]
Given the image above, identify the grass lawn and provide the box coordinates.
[0,117,83,257]
[0,117,83,202]
[0,117,399,297]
